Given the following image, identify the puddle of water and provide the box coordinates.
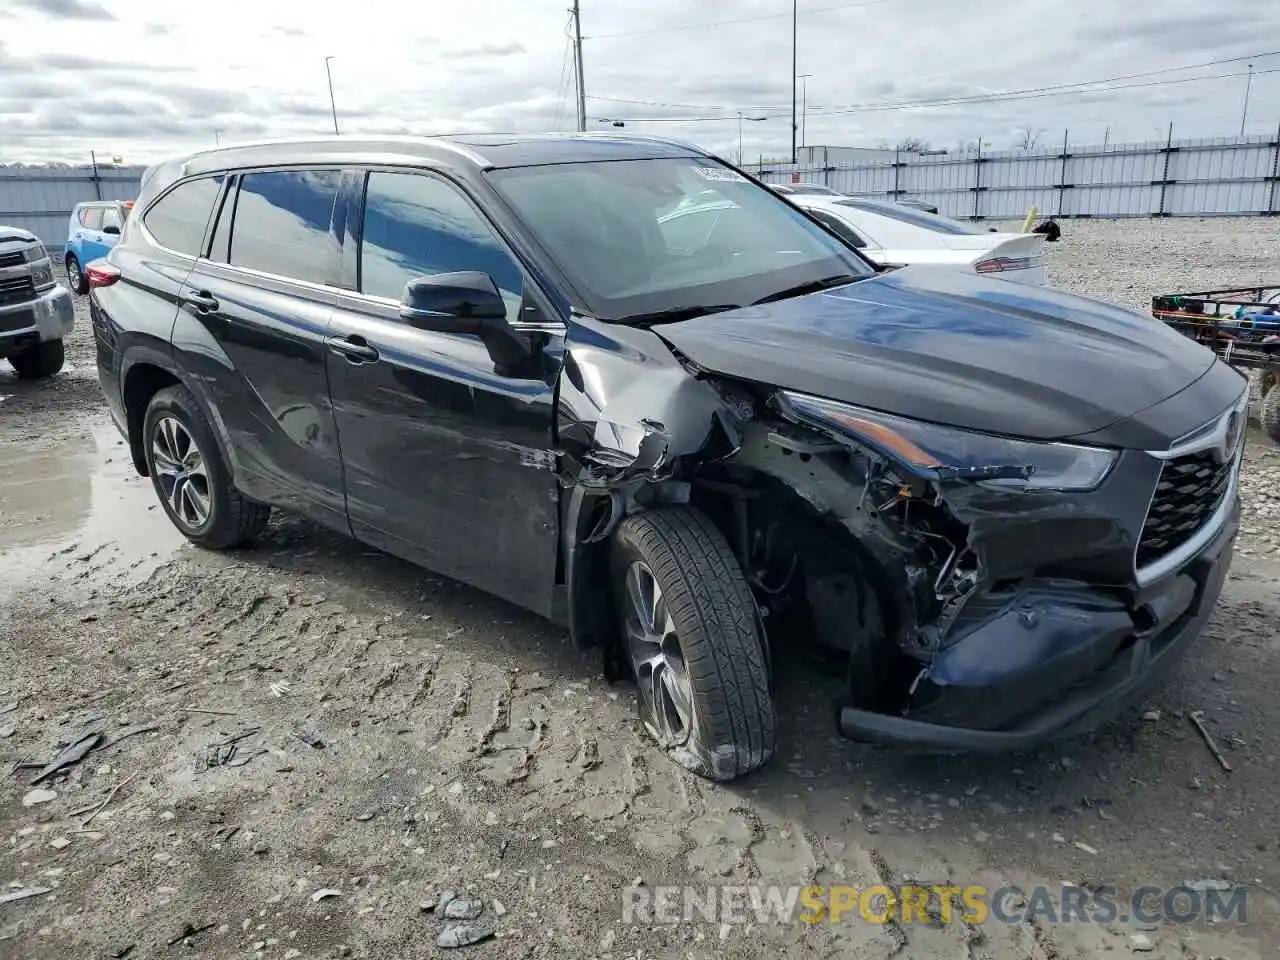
[0,418,185,605]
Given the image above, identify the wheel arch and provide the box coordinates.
[121,354,236,482]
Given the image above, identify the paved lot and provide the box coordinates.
[2,222,1278,959]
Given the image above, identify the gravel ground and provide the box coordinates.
[1,227,1278,960]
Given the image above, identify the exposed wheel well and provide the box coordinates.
[64,251,78,265]
[123,364,181,475]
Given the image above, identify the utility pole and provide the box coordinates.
[790,0,798,162]
[572,0,587,133]
[798,73,813,149]
[1240,63,1253,137]
[324,56,340,135]
[738,112,745,166]
[214,129,223,147]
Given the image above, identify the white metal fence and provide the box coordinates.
[748,133,1280,221]
[0,165,145,250]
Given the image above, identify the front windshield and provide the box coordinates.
[487,157,872,321]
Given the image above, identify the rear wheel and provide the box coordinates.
[611,508,775,781]
[10,339,64,379]
[143,384,270,548]
[65,254,87,295]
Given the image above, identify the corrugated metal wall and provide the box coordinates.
[750,134,1280,221]
[0,166,146,250]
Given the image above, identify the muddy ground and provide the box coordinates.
[2,222,1278,959]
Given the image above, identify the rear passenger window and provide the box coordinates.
[809,210,867,249]
[80,207,103,230]
[143,176,223,256]
[101,207,122,232]
[359,171,523,322]
[228,170,341,285]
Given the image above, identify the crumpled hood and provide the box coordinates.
[654,265,1219,441]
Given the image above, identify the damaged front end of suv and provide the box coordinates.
[557,291,1244,759]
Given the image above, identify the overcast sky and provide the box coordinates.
[1,0,1277,165]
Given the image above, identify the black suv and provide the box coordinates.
[93,135,1244,780]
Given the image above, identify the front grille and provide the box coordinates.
[0,250,26,268]
[1136,450,1234,567]
[0,274,35,307]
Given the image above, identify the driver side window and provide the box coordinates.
[358,171,524,324]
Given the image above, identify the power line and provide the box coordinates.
[590,66,1280,123]
[552,11,574,130]
[582,0,894,40]
[585,50,1280,118]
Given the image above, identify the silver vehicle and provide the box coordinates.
[0,226,74,379]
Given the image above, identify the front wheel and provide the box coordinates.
[143,384,270,548]
[611,508,775,781]
[10,338,64,379]
[65,255,88,295]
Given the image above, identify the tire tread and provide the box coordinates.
[616,508,774,780]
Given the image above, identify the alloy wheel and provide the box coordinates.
[623,560,694,747]
[67,260,80,290]
[150,415,212,530]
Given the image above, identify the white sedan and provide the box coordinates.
[788,194,1049,286]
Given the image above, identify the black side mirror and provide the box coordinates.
[399,271,531,369]
[102,224,121,236]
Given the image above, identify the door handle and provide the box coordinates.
[325,335,380,363]
[183,291,219,312]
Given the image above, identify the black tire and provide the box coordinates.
[65,254,88,295]
[142,384,269,548]
[611,508,775,781]
[10,339,65,379]
[1262,381,1280,444]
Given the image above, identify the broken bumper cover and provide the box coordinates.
[837,495,1238,751]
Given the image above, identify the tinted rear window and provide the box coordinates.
[226,170,341,285]
[834,198,982,235]
[143,177,223,255]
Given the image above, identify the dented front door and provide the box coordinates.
[326,167,562,618]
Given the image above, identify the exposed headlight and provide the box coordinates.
[776,391,1118,491]
[23,243,49,263]
[30,262,55,291]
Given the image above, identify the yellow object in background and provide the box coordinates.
[1023,206,1038,232]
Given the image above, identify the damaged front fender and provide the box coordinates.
[557,315,743,650]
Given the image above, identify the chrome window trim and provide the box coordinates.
[1134,389,1247,587]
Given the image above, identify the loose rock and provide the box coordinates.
[437,921,496,948]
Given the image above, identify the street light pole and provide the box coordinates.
[1240,63,1254,137]
[790,0,797,163]
[572,0,587,133]
[324,56,340,135]
[798,73,813,150]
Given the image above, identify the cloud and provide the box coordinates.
[8,0,114,20]
[1,0,1279,164]
[441,41,528,59]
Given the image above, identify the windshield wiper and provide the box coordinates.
[618,304,742,327]
[752,274,861,305]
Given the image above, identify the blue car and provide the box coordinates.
[65,200,133,294]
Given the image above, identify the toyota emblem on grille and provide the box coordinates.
[1220,411,1241,462]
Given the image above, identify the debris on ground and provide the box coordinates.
[0,887,52,906]
[1141,710,1161,722]
[311,888,343,902]
[166,922,216,946]
[296,731,325,750]
[21,788,58,807]
[1182,878,1232,893]
[437,922,496,949]
[30,728,103,784]
[195,730,265,773]
[1189,711,1233,772]
[443,897,483,921]
[82,770,140,826]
